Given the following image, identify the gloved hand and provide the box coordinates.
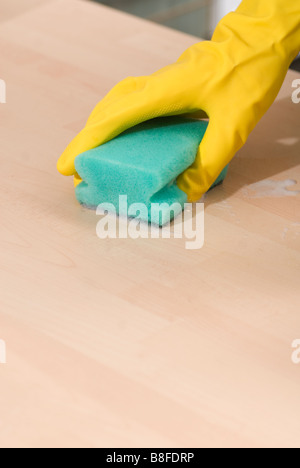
[57,0,300,202]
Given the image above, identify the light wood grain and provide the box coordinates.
[0,0,299,449]
[0,0,52,23]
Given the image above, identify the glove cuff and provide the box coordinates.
[212,0,300,66]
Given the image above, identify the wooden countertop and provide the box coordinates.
[0,0,299,448]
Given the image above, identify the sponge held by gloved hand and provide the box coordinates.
[75,117,228,226]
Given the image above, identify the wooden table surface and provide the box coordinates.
[0,0,299,449]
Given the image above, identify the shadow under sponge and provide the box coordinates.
[75,117,228,226]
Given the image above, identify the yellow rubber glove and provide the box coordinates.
[57,0,300,202]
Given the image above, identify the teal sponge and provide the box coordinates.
[75,117,228,226]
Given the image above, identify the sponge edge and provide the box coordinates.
[75,117,228,226]
[210,164,229,190]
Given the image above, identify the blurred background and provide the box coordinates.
[1,0,298,69]
[93,0,241,39]
[93,0,300,69]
